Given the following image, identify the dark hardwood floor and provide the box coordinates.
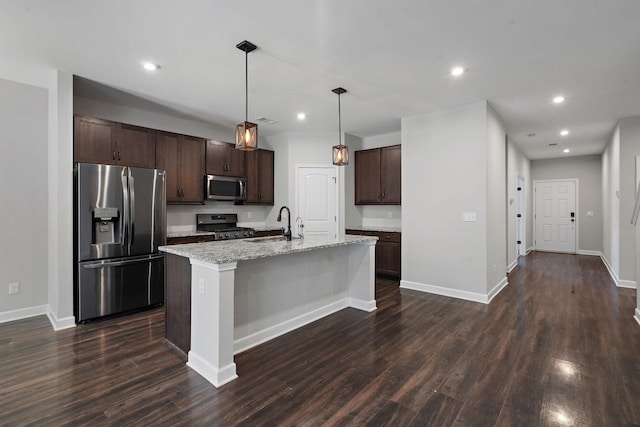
[2,252,639,426]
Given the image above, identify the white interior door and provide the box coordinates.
[535,180,576,253]
[296,166,338,236]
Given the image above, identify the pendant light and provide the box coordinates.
[332,87,349,166]
[235,40,258,151]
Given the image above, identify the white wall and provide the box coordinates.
[531,155,603,253]
[619,117,640,285]
[0,59,74,328]
[359,131,402,228]
[0,78,49,316]
[602,125,620,280]
[506,138,532,268]
[401,101,507,302]
[486,105,507,292]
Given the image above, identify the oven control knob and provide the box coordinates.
[225,233,230,238]
[234,232,239,237]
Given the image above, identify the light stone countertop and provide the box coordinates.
[159,234,378,264]
[346,225,402,233]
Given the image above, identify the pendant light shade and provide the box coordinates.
[332,87,349,166]
[235,40,258,151]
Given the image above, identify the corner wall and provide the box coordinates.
[506,138,532,269]
[400,101,507,302]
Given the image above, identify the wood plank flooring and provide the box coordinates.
[1,252,639,426]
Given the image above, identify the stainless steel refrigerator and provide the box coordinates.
[74,163,166,323]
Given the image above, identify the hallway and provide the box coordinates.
[1,252,638,425]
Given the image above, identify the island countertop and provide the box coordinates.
[159,234,377,264]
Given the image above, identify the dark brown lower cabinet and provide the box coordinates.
[253,229,282,238]
[166,235,215,245]
[164,253,191,355]
[346,230,401,278]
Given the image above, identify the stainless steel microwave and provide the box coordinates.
[205,175,247,201]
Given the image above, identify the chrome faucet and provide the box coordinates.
[295,217,304,239]
[277,206,292,241]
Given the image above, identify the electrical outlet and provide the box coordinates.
[247,211,252,219]
[387,211,392,218]
[199,279,205,295]
[9,282,19,295]
[463,212,477,222]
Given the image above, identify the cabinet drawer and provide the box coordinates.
[378,232,400,243]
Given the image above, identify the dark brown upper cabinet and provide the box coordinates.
[355,145,401,205]
[156,131,205,204]
[73,115,155,168]
[245,149,274,205]
[205,140,246,177]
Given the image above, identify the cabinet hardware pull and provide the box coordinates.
[112,151,116,160]
[117,152,121,161]
[382,192,385,199]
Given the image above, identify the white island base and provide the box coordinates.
[162,236,377,388]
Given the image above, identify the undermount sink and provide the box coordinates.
[246,236,301,243]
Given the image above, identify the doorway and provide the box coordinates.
[295,165,338,236]
[534,179,577,253]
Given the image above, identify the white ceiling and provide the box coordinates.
[2,0,639,159]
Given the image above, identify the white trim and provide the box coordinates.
[526,247,533,255]
[517,175,527,256]
[577,250,601,256]
[46,306,76,330]
[187,351,237,387]
[233,298,349,354]
[400,277,508,304]
[348,298,376,312]
[190,259,237,272]
[635,308,640,327]
[0,304,47,324]
[507,259,518,273]
[600,252,620,287]
[618,280,637,289]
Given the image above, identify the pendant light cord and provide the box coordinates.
[245,50,248,122]
[338,92,342,147]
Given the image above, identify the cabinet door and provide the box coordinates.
[226,145,246,177]
[381,145,401,204]
[178,135,205,203]
[355,149,381,204]
[258,149,274,205]
[377,241,401,277]
[73,115,117,165]
[245,149,260,203]
[155,132,180,202]
[205,140,228,175]
[115,123,155,168]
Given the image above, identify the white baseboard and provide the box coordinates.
[600,253,620,286]
[507,259,517,273]
[487,277,509,303]
[348,298,376,312]
[233,298,350,355]
[577,250,601,256]
[618,279,637,289]
[0,304,47,324]
[635,308,640,327]
[46,306,76,331]
[526,247,533,255]
[400,278,508,304]
[187,351,237,387]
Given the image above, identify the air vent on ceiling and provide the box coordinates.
[549,142,558,146]
[255,117,279,125]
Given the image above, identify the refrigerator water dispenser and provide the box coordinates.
[93,207,120,244]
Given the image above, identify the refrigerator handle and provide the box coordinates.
[129,172,136,245]
[121,172,129,247]
[632,185,640,226]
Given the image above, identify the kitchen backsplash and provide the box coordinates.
[167,203,274,233]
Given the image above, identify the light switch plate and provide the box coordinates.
[463,212,477,222]
[587,211,594,217]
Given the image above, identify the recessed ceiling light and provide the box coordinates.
[553,95,565,104]
[560,129,569,136]
[563,148,570,153]
[297,113,307,120]
[451,66,465,77]
[143,62,160,71]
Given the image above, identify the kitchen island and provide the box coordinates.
[159,234,377,387]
